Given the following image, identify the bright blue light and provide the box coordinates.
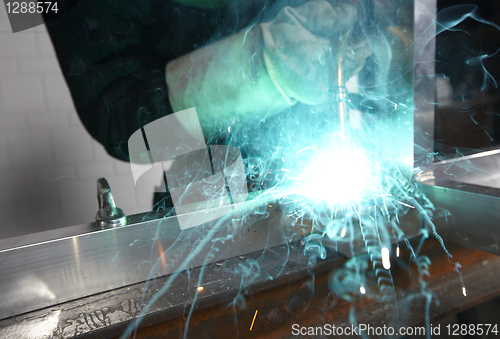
[295,143,373,206]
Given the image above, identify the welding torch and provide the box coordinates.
[335,32,350,138]
[332,0,373,138]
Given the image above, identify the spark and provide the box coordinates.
[197,286,204,292]
[296,146,311,154]
[157,241,167,273]
[263,171,272,182]
[396,245,400,257]
[462,287,467,297]
[360,287,366,294]
[340,227,346,237]
[381,247,391,270]
[289,208,305,217]
[250,310,258,331]
[397,201,415,209]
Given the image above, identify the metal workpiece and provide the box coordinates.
[0,191,414,324]
[3,237,499,339]
[409,0,500,256]
[413,0,437,173]
[0,241,345,339]
[349,0,417,167]
[95,178,127,229]
[129,239,500,339]
[0,200,311,320]
[421,181,500,256]
[425,149,500,190]
[418,149,500,255]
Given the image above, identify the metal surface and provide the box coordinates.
[4,238,499,339]
[0,241,346,338]
[410,0,500,256]
[413,0,437,173]
[421,179,500,255]
[416,160,500,251]
[0,200,310,320]
[128,240,500,339]
[417,148,500,254]
[95,178,127,229]
[427,149,500,189]
[359,0,417,168]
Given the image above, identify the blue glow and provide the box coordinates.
[295,142,373,206]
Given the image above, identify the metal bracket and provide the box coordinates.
[95,178,127,229]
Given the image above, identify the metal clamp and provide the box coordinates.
[95,178,127,229]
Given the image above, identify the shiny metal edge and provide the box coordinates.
[413,0,437,173]
[434,148,500,166]
[0,210,169,252]
[430,149,500,189]
[0,223,96,252]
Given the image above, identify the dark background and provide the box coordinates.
[435,0,500,156]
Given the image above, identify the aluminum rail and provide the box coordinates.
[0,201,305,320]
[0,241,346,339]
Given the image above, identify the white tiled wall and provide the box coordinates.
[0,7,155,239]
